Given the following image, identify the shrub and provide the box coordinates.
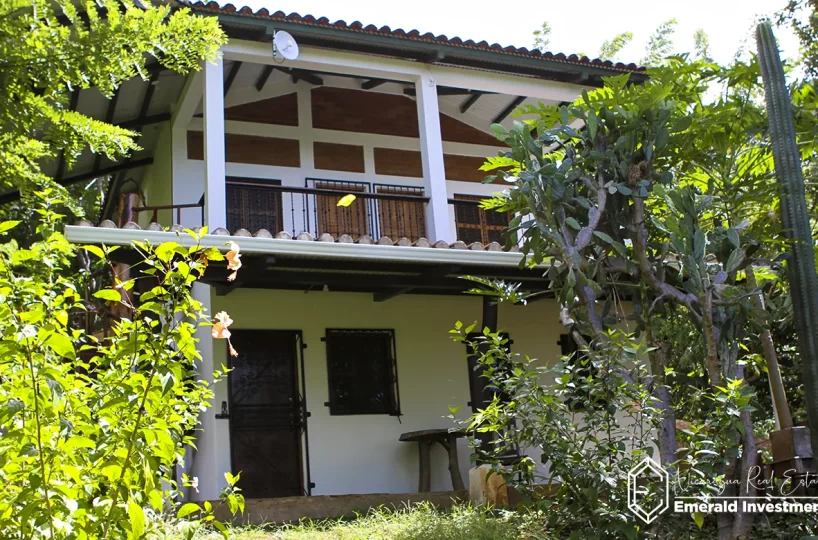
[0,194,241,538]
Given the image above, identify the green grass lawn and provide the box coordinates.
[190,503,528,540]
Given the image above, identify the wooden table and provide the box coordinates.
[399,429,465,492]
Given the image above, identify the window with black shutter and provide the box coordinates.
[324,329,401,416]
[453,194,511,245]
[226,178,283,233]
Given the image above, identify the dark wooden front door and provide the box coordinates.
[228,330,304,498]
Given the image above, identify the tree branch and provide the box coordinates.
[631,187,703,325]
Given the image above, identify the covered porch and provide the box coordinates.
[65,223,561,503]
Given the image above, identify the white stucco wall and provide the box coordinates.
[188,288,564,500]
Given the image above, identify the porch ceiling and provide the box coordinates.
[41,66,185,191]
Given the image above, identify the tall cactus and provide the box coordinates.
[757,22,818,454]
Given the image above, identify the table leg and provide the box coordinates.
[445,434,465,491]
[418,441,432,492]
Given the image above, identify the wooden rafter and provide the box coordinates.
[459,91,483,114]
[114,69,162,195]
[116,113,170,130]
[139,70,160,118]
[404,86,473,97]
[0,158,154,206]
[224,60,242,96]
[92,85,122,173]
[361,79,387,90]
[274,66,323,86]
[255,65,274,91]
[492,95,526,124]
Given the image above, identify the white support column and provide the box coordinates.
[203,57,226,231]
[188,283,230,501]
[294,85,314,234]
[415,73,454,243]
[296,85,315,174]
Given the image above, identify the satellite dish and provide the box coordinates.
[273,31,299,61]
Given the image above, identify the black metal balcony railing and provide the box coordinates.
[129,183,510,247]
[226,179,430,241]
[133,194,205,227]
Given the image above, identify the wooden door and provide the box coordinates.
[226,179,283,234]
[453,194,510,245]
[376,186,426,241]
[228,330,304,498]
[315,181,369,238]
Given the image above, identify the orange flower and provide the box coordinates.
[212,311,239,356]
[211,311,233,340]
[226,241,241,282]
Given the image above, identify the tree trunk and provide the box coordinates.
[732,409,758,538]
[649,340,677,468]
[701,286,722,386]
[747,267,794,430]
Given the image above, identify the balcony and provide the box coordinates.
[134,178,512,249]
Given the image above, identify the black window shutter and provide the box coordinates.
[324,329,401,416]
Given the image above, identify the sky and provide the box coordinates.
[236,0,800,66]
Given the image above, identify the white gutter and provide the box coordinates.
[65,226,532,268]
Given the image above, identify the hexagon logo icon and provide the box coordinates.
[627,457,670,524]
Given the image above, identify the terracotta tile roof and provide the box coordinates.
[185,1,645,75]
[74,220,520,253]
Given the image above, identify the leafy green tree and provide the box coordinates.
[779,0,818,77]
[598,32,633,61]
[0,0,236,536]
[532,20,552,52]
[694,29,713,61]
[0,0,225,204]
[471,55,817,537]
[641,18,678,66]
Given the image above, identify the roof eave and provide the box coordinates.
[193,9,648,86]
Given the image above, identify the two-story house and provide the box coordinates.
[58,1,645,518]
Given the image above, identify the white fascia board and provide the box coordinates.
[223,41,420,82]
[64,226,532,268]
[222,40,586,102]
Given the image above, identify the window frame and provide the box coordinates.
[373,183,426,242]
[453,194,511,245]
[307,178,371,239]
[226,177,284,234]
[323,328,401,416]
